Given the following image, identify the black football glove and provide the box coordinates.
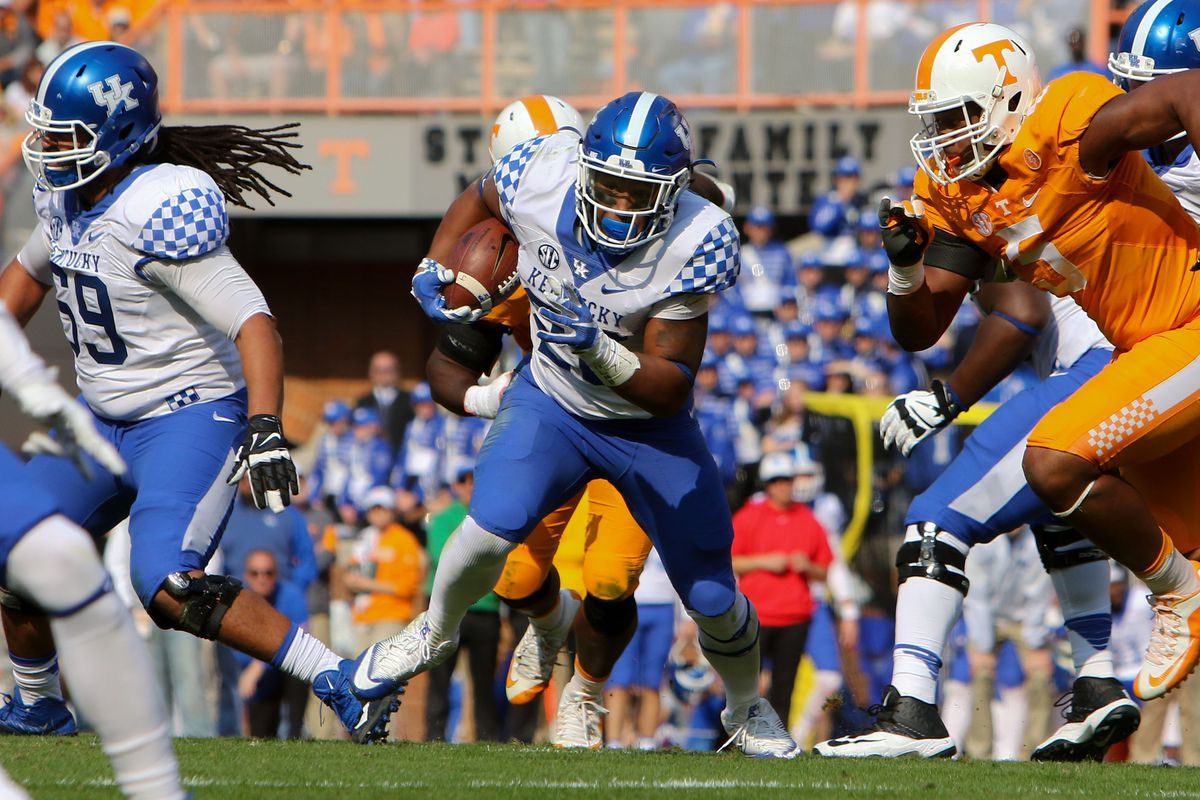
[879,197,933,267]
[226,414,299,512]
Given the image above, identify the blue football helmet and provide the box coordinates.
[1109,0,1200,89]
[23,41,161,191]
[576,92,694,252]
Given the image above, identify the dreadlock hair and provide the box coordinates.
[143,122,311,209]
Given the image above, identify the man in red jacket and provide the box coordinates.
[732,451,833,726]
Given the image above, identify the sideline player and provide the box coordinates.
[0,304,185,799]
[872,21,1200,702]
[0,42,395,742]
[356,91,796,756]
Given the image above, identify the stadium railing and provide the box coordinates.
[136,0,1112,116]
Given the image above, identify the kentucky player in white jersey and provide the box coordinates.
[815,244,1139,756]
[0,306,184,799]
[0,41,396,742]
[355,91,796,756]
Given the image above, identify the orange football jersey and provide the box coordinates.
[916,71,1200,351]
[482,285,533,353]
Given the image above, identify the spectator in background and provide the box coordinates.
[220,477,318,591]
[34,11,77,67]
[393,382,445,506]
[892,165,917,202]
[342,405,394,518]
[695,355,739,500]
[348,486,425,741]
[3,57,39,121]
[1045,26,1106,82]
[808,156,865,242]
[236,550,310,739]
[105,5,131,41]
[0,2,34,87]
[425,468,502,743]
[308,399,353,510]
[606,548,677,749]
[356,351,412,454]
[735,206,795,319]
[732,451,833,728]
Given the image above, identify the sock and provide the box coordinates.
[1137,533,1200,597]
[274,623,341,683]
[690,593,761,714]
[565,659,605,699]
[530,594,566,632]
[10,653,63,704]
[1050,560,1114,679]
[426,516,517,641]
[891,576,963,704]
[52,592,185,800]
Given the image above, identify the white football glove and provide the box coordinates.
[880,379,964,457]
[13,379,126,478]
[463,370,513,419]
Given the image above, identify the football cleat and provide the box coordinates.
[312,659,401,745]
[718,698,799,758]
[554,689,607,749]
[1134,575,1200,700]
[351,612,458,701]
[506,589,581,704]
[1032,676,1140,762]
[0,688,77,736]
[814,685,956,758]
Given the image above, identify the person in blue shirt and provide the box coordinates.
[1045,27,1107,82]
[810,298,854,362]
[221,479,319,591]
[695,356,739,492]
[308,400,354,509]
[736,206,796,317]
[808,156,865,239]
[341,406,395,519]
[392,382,446,506]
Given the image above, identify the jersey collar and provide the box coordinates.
[62,164,155,245]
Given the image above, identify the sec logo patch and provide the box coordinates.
[1023,148,1042,171]
[971,212,993,236]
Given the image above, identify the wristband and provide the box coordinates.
[578,332,640,387]
[887,262,925,296]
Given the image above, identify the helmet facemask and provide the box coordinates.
[910,92,1010,186]
[576,148,689,253]
[22,99,113,191]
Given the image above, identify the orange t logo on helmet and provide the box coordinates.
[972,40,1019,86]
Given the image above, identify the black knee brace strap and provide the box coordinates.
[502,567,560,611]
[583,593,637,636]
[896,523,969,595]
[1031,524,1108,572]
[156,573,243,640]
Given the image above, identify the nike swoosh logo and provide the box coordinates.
[88,231,102,241]
[212,412,237,423]
[828,737,882,745]
[1022,190,1041,207]
[599,285,629,295]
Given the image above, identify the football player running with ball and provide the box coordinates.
[867,21,1200,712]
[0,42,397,742]
[357,92,797,756]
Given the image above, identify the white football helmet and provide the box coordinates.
[489,95,584,165]
[909,22,1042,185]
[791,444,825,505]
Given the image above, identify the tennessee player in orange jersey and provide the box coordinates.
[423,95,733,748]
[883,21,1200,701]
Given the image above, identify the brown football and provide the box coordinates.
[442,218,520,314]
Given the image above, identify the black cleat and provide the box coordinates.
[814,685,957,758]
[1032,677,1141,762]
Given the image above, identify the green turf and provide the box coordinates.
[4,737,1198,800]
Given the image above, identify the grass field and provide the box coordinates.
[4,737,1199,800]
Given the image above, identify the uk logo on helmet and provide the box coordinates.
[87,74,139,114]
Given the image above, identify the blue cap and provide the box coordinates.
[730,315,757,336]
[783,321,811,341]
[708,306,732,334]
[842,246,866,269]
[857,210,880,233]
[834,156,860,177]
[352,406,380,426]
[854,315,892,340]
[895,165,918,188]
[322,399,351,424]
[412,381,433,405]
[798,251,825,269]
[813,297,848,322]
[700,350,721,371]
[746,206,775,226]
[866,248,890,273]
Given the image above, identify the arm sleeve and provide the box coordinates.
[434,322,506,374]
[16,223,53,285]
[922,228,992,281]
[0,303,55,391]
[141,246,272,340]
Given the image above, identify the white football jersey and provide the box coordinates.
[1034,295,1112,380]
[1155,146,1200,223]
[495,132,738,420]
[19,163,262,421]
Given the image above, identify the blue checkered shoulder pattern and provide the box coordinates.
[665,218,740,295]
[137,186,229,260]
[494,135,548,214]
